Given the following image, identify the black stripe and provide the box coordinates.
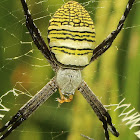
[49,32,95,38]
[48,28,95,34]
[50,46,94,51]
[50,36,95,42]
[53,16,92,22]
[50,21,94,27]
[49,24,59,26]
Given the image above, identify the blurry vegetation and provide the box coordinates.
[0,0,140,140]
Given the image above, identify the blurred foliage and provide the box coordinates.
[0,0,140,140]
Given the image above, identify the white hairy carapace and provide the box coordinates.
[56,68,82,96]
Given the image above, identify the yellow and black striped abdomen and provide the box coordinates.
[48,1,95,68]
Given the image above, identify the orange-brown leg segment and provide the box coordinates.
[56,89,73,104]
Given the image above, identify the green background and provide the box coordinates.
[0,0,140,140]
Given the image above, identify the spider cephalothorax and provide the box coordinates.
[0,0,135,140]
[56,68,82,95]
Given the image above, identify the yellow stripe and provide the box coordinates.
[51,47,93,55]
[48,25,95,32]
[49,30,95,36]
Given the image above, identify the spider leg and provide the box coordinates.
[20,0,57,70]
[89,100,109,140]
[0,111,25,140]
[78,80,119,139]
[0,111,23,133]
[56,89,73,103]
[90,0,135,62]
[0,77,57,140]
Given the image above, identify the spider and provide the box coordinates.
[0,0,135,139]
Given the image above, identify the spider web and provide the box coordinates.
[0,0,140,140]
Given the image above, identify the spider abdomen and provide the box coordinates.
[48,1,95,68]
